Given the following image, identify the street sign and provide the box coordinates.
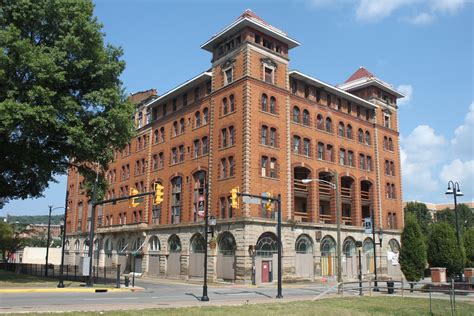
[242,196,262,205]
[364,217,372,234]
[82,256,90,276]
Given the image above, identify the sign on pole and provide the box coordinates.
[82,255,90,276]
[363,217,372,234]
[242,196,262,205]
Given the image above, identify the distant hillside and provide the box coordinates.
[1,215,63,225]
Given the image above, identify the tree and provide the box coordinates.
[0,222,21,267]
[436,204,473,235]
[404,202,432,237]
[427,222,465,277]
[463,227,474,267]
[399,213,427,290]
[0,0,135,200]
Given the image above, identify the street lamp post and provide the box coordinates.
[58,190,69,288]
[201,184,213,302]
[45,205,66,277]
[356,240,363,296]
[370,208,383,292]
[445,181,463,251]
[445,181,464,278]
[302,170,342,291]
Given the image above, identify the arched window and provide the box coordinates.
[389,239,400,253]
[203,108,209,124]
[192,171,206,222]
[117,238,126,253]
[172,121,178,136]
[293,106,300,123]
[358,129,364,142]
[346,125,353,139]
[365,131,371,145]
[223,97,228,115]
[321,236,336,255]
[104,239,113,253]
[302,109,310,126]
[168,235,181,253]
[295,235,313,254]
[132,237,142,251]
[363,238,374,254]
[218,232,236,255]
[316,114,324,130]
[195,111,201,128]
[229,94,235,112]
[190,234,206,253]
[261,94,268,112]
[388,137,394,151]
[160,127,165,142]
[179,118,185,133]
[64,240,70,251]
[383,136,388,150]
[149,236,160,252]
[153,129,159,144]
[256,232,278,257]
[325,117,332,133]
[270,96,276,114]
[303,138,311,156]
[74,240,80,252]
[338,122,345,137]
[343,238,356,257]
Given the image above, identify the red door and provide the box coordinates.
[262,261,270,283]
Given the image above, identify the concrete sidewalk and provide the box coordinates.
[0,286,143,294]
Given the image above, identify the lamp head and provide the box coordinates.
[209,216,217,227]
[301,179,312,184]
[456,189,463,196]
[445,186,453,195]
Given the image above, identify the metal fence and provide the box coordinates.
[340,278,474,316]
[3,263,121,287]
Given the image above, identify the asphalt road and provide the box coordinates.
[0,280,339,313]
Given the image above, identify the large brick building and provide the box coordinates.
[65,10,404,283]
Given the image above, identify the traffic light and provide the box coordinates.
[129,188,140,208]
[230,186,239,209]
[264,192,273,212]
[153,183,164,205]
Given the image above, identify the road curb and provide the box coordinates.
[0,287,142,294]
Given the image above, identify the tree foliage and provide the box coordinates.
[463,227,474,267]
[435,204,473,235]
[399,213,427,282]
[0,0,135,200]
[404,202,432,237]
[0,222,24,263]
[427,222,465,277]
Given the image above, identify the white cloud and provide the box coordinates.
[397,84,413,105]
[356,0,414,22]
[440,159,474,197]
[451,102,474,161]
[430,0,465,14]
[409,12,435,25]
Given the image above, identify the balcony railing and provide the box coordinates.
[361,190,371,201]
[294,211,309,223]
[319,213,332,224]
[341,187,352,199]
[294,180,308,194]
[319,183,333,198]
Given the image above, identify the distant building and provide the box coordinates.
[403,201,474,219]
[17,224,62,240]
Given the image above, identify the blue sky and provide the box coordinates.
[4,0,473,216]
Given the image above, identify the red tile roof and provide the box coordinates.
[238,9,269,26]
[345,66,375,83]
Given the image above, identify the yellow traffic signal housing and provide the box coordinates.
[230,186,239,209]
[264,192,273,212]
[129,188,140,208]
[153,182,164,205]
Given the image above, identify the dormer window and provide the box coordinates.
[225,68,233,85]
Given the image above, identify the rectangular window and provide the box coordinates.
[261,156,268,177]
[270,158,277,178]
[225,68,233,85]
[264,67,273,83]
[270,128,276,147]
[159,152,164,169]
[339,149,345,165]
[194,139,200,158]
[202,137,208,155]
[261,126,267,145]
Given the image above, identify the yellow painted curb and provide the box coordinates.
[0,287,138,294]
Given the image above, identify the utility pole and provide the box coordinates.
[201,184,210,302]
[276,194,282,299]
[87,168,99,287]
[335,170,342,292]
[45,206,53,277]
[58,190,69,288]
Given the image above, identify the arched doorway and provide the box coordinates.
[363,238,374,274]
[256,232,278,283]
[294,167,311,222]
[321,236,336,276]
[217,232,236,281]
[167,234,181,277]
[387,239,402,277]
[116,238,128,274]
[342,237,356,278]
[147,236,161,276]
[189,233,206,278]
[295,234,314,279]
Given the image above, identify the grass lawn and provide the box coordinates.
[0,270,82,288]
[8,297,474,315]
